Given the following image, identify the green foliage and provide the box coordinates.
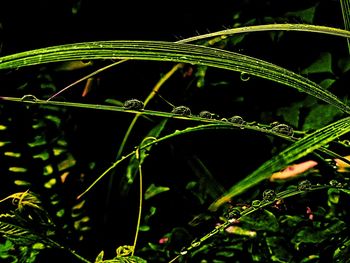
[1,0,350,262]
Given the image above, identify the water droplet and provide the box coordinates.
[180,248,188,255]
[199,110,213,119]
[220,118,228,122]
[262,189,276,202]
[228,115,244,125]
[340,140,350,147]
[21,94,38,103]
[123,99,144,110]
[226,207,240,219]
[252,200,261,208]
[171,106,191,116]
[191,239,201,247]
[329,179,342,188]
[270,121,279,127]
[298,180,312,191]
[240,72,250,81]
[340,245,347,250]
[271,124,294,136]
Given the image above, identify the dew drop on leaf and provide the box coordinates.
[271,123,294,136]
[240,72,250,81]
[297,180,312,191]
[262,189,276,202]
[199,110,213,119]
[252,200,261,208]
[329,179,342,188]
[180,248,188,255]
[228,115,244,124]
[171,106,191,116]
[21,94,38,103]
[190,239,201,247]
[123,99,144,110]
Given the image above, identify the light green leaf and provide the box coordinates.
[144,184,170,200]
[1,38,350,114]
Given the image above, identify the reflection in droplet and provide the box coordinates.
[191,239,201,247]
[123,99,144,110]
[252,200,261,208]
[199,110,213,119]
[262,189,276,202]
[329,179,342,188]
[271,124,294,136]
[329,179,338,187]
[297,180,312,191]
[180,248,188,255]
[21,94,38,103]
[172,106,191,116]
[228,115,244,125]
[240,72,250,81]
[270,121,280,127]
[227,207,241,219]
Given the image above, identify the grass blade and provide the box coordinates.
[0,39,350,114]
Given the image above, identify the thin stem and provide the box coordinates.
[46,59,127,101]
[132,147,143,256]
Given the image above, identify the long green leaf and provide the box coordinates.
[0,40,350,114]
[178,23,350,43]
[209,116,350,211]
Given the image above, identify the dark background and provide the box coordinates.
[0,0,348,262]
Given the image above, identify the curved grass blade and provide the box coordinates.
[177,23,350,43]
[0,40,350,114]
[208,116,350,211]
[340,1,350,53]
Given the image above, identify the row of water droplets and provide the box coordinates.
[177,178,347,257]
[18,95,294,138]
[123,98,294,136]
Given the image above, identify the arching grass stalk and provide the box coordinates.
[1,40,350,114]
[43,24,350,102]
[169,182,337,262]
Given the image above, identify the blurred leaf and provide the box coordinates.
[240,210,279,232]
[319,79,336,89]
[301,52,333,75]
[302,104,343,131]
[144,184,170,200]
[291,220,346,249]
[333,239,350,262]
[277,102,303,128]
[266,236,292,262]
[280,215,305,228]
[285,5,317,24]
[337,56,350,73]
